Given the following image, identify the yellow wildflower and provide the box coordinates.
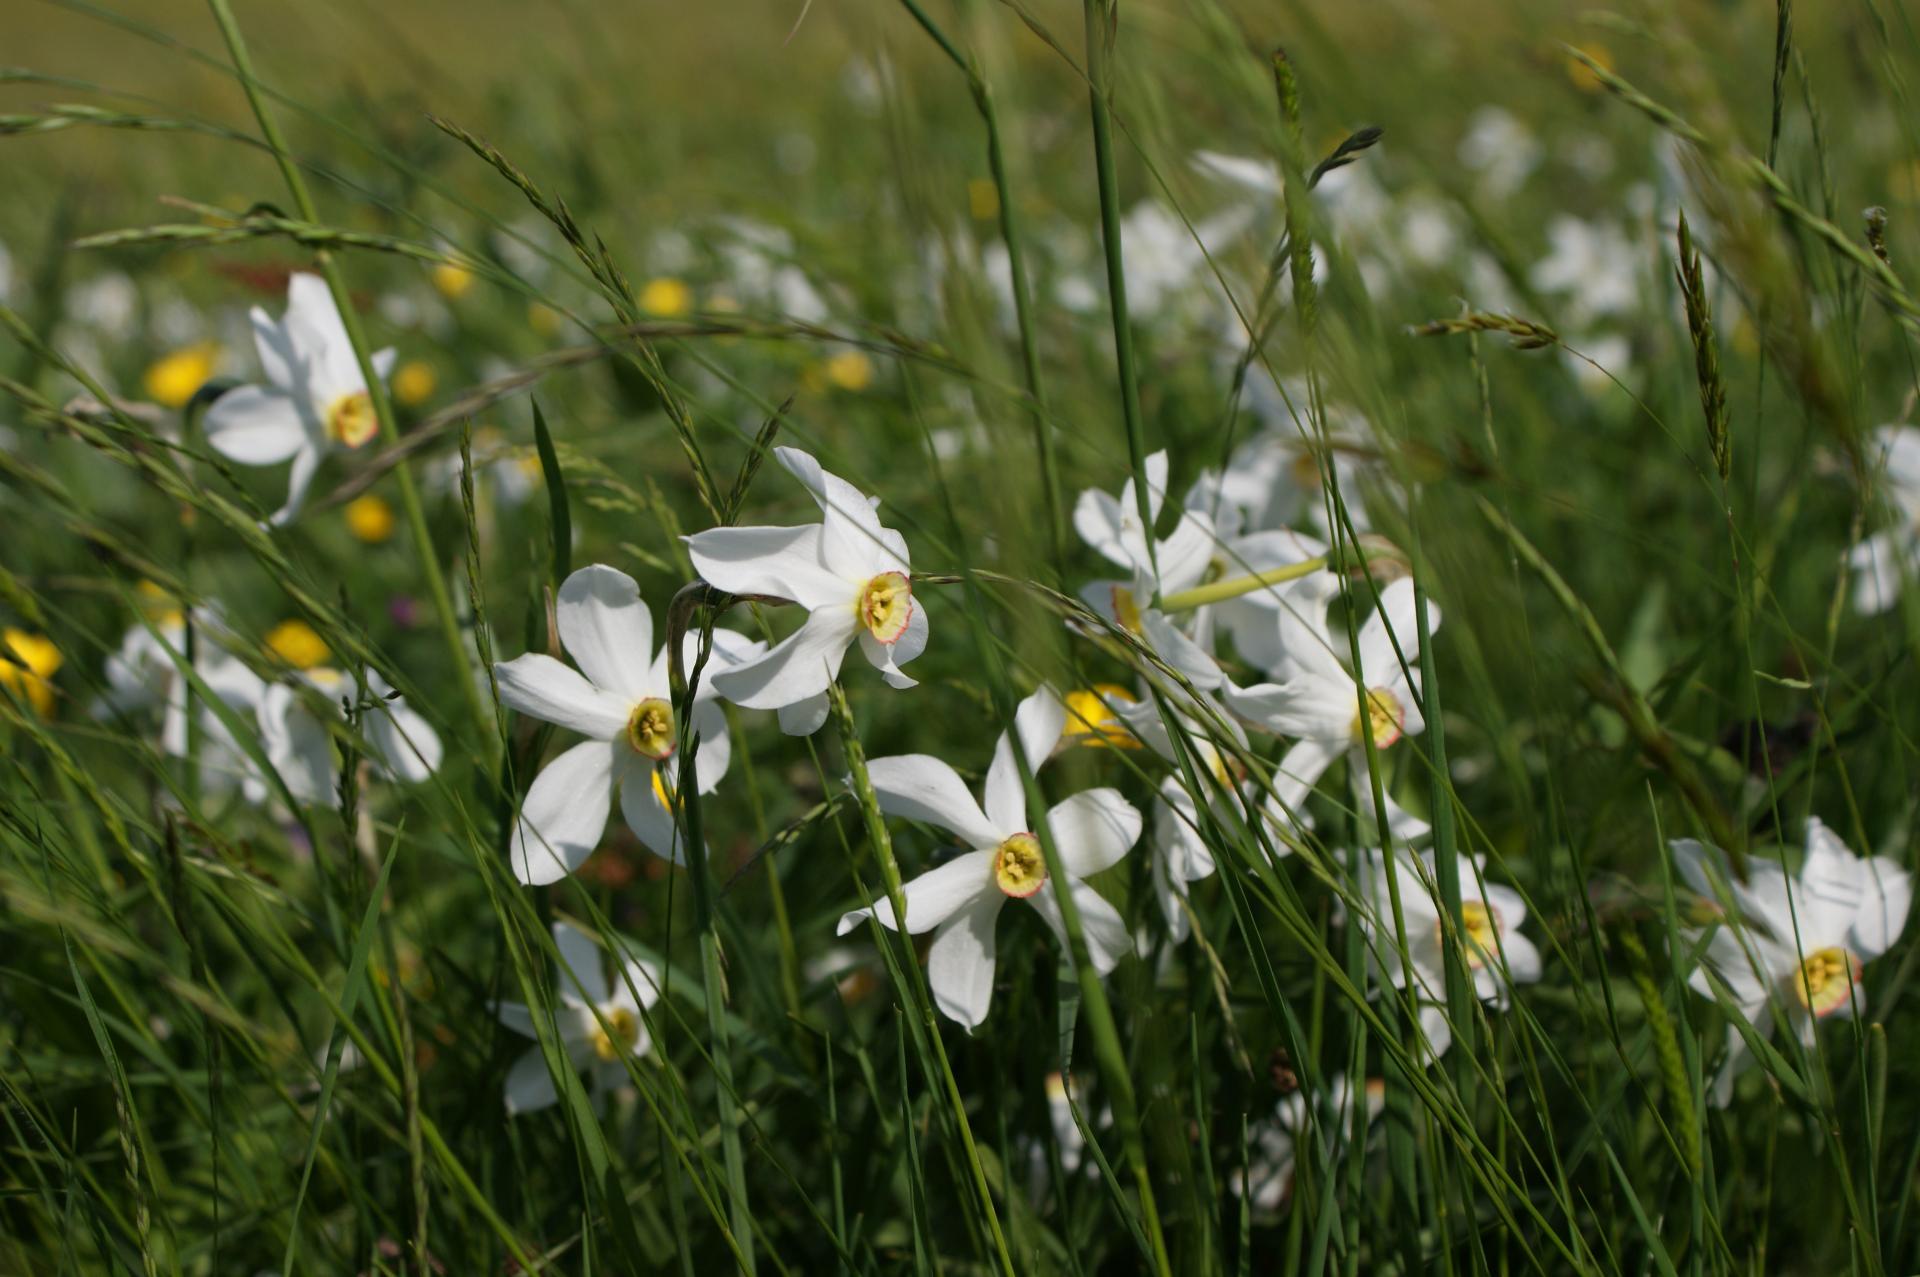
[345,494,397,543]
[0,629,62,718]
[143,343,218,409]
[639,277,693,318]
[266,619,329,670]
[392,359,437,408]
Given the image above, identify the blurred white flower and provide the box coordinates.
[685,447,927,735]
[836,686,1141,1027]
[96,607,260,761]
[1845,425,1920,615]
[1675,820,1911,1105]
[1235,1076,1386,1213]
[204,273,396,525]
[1530,215,1638,325]
[493,565,760,882]
[257,666,441,808]
[497,919,661,1116]
[1458,106,1542,198]
[1355,849,1541,1060]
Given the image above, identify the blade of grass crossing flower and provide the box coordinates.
[531,398,572,584]
[203,0,492,746]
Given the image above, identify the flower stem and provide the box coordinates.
[204,0,493,748]
[1158,556,1330,612]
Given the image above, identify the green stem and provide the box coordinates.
[1159,556,1329,612]
[1083,0,1159,595]
[204,0,492,747]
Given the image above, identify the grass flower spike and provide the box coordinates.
[204,273,396,525]
[1676,820,1912,1105]
[495,920,662,1116]
[685,447,926,735]
[494,565,759,882]
[837,686,1141,1027]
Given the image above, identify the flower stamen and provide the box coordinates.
[590,1006,640,1061]
[625,698,676,760]
[1789,946,1861,1018]
[1351,687,1404,748]
[857,571,914,644]
[992,832,1047,899]
[324,390,378,448]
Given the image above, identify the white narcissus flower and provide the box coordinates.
[96,608,262,760]
[1675,820,1912,1106]
[496,919,661,1116]
[1354,849,1541,1061]
[257,667,442,808]
[1845,425,1920,616]
[204,273,397,526]
[836,686,1142,1028]
[1224,578,1435,832]
[1074,450,1216,639]
[684,447,927,737]
[1234,1077,1386,1214]
[493,565,762,883]
[1149,776,1218,942]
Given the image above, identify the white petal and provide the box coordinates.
[366,696,442,782]
[204,386,311,464]
[556,566,655,702]
[709,607,857,711]
[1072,486,1134,570]
[775,446,906,578]
[864,753,1002,848]
[1496,930,1542,985]
[618,752,687,865]
[495,653,631,738]
[687,700,732,794]
[552,919,611,1006]
[1029,880,1133,975]
[503,1048,562,1116]
[1356,578,1427,681]
[984,685,1067,833]
[683,524,850,609]
[260,684,336,806]
[1046,789,1142,878]
[1266,737,1341,823]
[1847,529,1907,617]
[857,596,928,689]
[836,849,995,936]
[248,306,298,390]
[511,739,618,885]
[1142,609,1222,688]
[926,893,1003,1028]
[777,692,831,736]
[1223,676,1351,742]
[268,444,324,527]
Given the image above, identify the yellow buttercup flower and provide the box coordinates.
[266,619,329,669]
[967,178,1000,221]
[1061,684,1139,751]
[825,350,875,392]
[1565,43,1613,93]
[143,343,218,409]
[0,629,62,718]
[639,277,693,318]
[345,494,397,543]
[392,359,437,408]
[432,262,475,300]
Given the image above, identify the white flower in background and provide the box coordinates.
[1235,1077,1386,1213]
[836,686,1142,1027]
[493,565,761,883]
[68,271,138,339]
[1458,106,1542,198]
[1190,150,1283,199]
[685,447,927,736]
[256,667,442,808]
[1150,776,1218,941]
[497,919,661,1116]
[1529,215,1638,326]
[96,607,261,760]
[204,273,397,525]
[1675,820,1911,1106]
[1064,202,1252,318]
[1845,425,1920,615]
[716,219,829,322]
[1025,1070,1109,1198]
[1225,578,1435,831]
[1355,849,1541,1060]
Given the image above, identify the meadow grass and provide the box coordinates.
[4,0,1920,1272]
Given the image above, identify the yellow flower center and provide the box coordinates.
[1351,687,1404,748]
[266,619,329,670]
[1453,899,1502,969]
[1109,584,1144,634]
[651,768,680,813]
[590,1006,640,1062]
[857,571,914,644]
[325,390,378,448]
[992,833,1047,899]
[1789,946,1861,1018]
[1062,684,1139,751]
[625,698,676,761]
